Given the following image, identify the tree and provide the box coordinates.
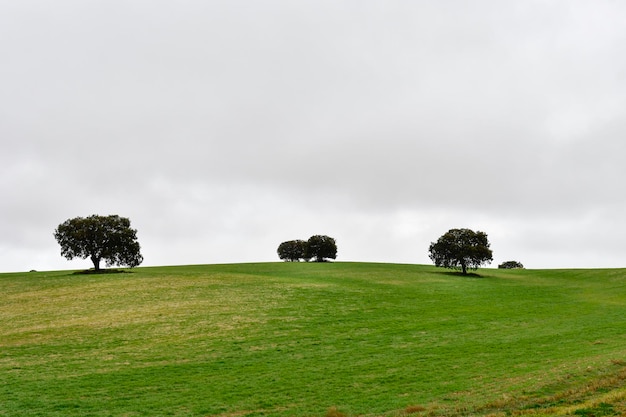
[307,235,337,262]
[54,215,143,271]
[498,260,524,269]
[277,240,308,262]
[428,228,493,275]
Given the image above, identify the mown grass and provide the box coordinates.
[1,262,625,417]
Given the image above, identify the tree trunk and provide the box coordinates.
[461,262,467,275]
[91,255,101,271]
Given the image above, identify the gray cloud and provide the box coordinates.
[2,1,626,271]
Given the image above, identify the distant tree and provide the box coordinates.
[54,215,143,271]
[498,260,524,269]
[428,228,493,275]
[307,235,337,262]
[277,240,308,262]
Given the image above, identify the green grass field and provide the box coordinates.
[1,262,626,417]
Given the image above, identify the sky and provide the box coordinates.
[2,1,626,272]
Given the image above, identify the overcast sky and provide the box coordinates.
[2,1,626,272]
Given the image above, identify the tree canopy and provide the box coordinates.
[498,260,524,269]
[428,228,493,275]
[54,215,143,271]
[277,235,337,262]
[277,240,309,262]
[307,235,337,262]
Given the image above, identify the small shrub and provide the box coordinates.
[498,260,524,269]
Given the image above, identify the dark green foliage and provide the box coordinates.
[499,260,524,269]
[277,239,309,262]
[277,235,337,262]
[306,235,337,262]
[428,228,493,274]
[54,214,143,271]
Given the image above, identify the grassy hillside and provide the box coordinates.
[1,262,626,417]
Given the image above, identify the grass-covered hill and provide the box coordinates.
[2,262,626,417]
